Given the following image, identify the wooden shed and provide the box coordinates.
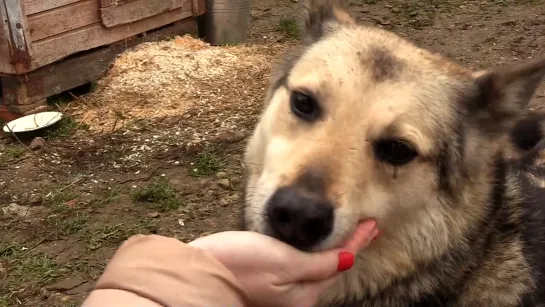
[0,0,206,114]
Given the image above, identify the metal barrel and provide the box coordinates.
[202,0,251,46]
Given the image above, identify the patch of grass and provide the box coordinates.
[0,241,61,305]
[92,187,121,207]
[47,92,72,108]
[45,116,81,139]
[191,151,224,177]
[87,223,129,250]
[44,213,90,239]
[89,82,98,93]
[86,219,158,250]
[0,145,25,164]
[46,188,80,214]
[63,213,90,234]
[132,178,182,212]
[277,19,300,40]
[388,0,464,28]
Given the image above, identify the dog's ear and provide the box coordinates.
[301,0,355,44]
[467,57,545,135]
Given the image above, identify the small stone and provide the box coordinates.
[148,211,160,218]
[219,198,229,206]
[29,137,46,151]
[217,131,245,143]
[391,7,400,13]
[227,193,240,203]
[502,20,517,27]
[216,171,228,179]
[46,277,86,292]
[2,203,29,217]
[28,193,43,206]
[89,242,101,250]
[217,179,231,189]
[40,288,51,299]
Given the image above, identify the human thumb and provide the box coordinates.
[289,220,378,283]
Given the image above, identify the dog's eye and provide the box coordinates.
[373,139,418,166]
[290,91,320,121]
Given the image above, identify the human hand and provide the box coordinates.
[188,219,379,307]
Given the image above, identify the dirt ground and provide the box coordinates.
[1,0,544,306]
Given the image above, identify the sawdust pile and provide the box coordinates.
[75,35,284,133]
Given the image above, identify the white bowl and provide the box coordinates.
[2,111,63,133]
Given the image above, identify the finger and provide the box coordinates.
[342,221,380,254]
[285,220,378,284]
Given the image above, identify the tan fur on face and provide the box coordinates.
[246,16,480,243]
[244,0,545,305]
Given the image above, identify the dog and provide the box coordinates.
[241,0,545,306]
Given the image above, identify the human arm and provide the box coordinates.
[81,234,248,307]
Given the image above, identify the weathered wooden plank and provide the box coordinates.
[28,0,99,41]
[100,0,190,28]
[100,0,117,7]
[22,0,82,16]
[0,1,14,73]
[0,18,197,113]
[3,0,33,74]
[31,8,193,72]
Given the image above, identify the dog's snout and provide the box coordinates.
[266,186,334,251]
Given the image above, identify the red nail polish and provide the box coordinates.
[337,252,354,272]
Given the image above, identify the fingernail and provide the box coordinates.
[371,229,380,242]
[337,251,355,272]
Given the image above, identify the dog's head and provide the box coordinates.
[243,0,545,252]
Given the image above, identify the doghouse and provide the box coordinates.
[0,0,206,115]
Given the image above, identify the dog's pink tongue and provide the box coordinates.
[341,219,379,254]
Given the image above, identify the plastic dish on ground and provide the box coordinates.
[2,111,63,133]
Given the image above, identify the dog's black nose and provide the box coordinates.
[266,186,334,251]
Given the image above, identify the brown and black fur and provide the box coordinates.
[241,0,545,306]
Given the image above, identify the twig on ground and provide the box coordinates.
[28,238,47,251]
[63,97,76,113]
[59,177,85,192]
[7,156,31,165]
[118,165,164,184]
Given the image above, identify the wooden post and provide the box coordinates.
[191,0,206,16]
[0,0,32,73]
